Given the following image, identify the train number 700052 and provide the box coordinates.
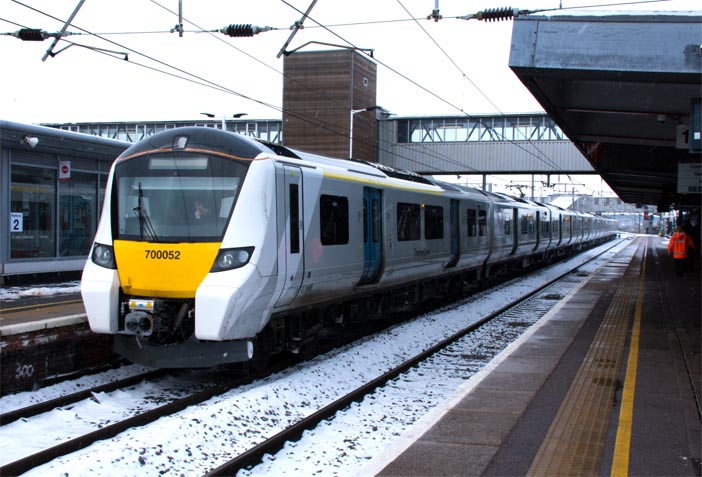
[144,250,181,260]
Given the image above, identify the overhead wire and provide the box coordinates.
[282,0,672,187]
[0,16,27,29]
[5,0,474,177]
[0,3,522,183]
[4,0,620,190]
[276,1,560,182]
[279,1,561,172]
[534,0,675,11]
[9,1,301,123]
[394,0,564,173]
[145,0,478,174]
[273,1,513,178]
[3,0,678,38]
[148,0,498,177]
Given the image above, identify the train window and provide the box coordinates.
[521,215,528,234]
[478,210,487,236]
[425,205,443,240]
[504,215,512,235]
[114,153,249,242]
[397,202,420,241]
[290,185,300,253]
[467,209,477,237]
[320,195,349,245]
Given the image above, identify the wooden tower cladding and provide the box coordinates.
[283,50,377,162]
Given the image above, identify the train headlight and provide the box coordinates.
[211,247,254,272]
[92,243,116,269]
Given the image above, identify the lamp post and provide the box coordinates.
[349,105,382,158]
[200,112,248,131]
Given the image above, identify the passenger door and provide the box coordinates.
[276,166,304,306]
[446,199,460,268]
[358,187,383,285]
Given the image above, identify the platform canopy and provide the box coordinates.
[510,12,702,210]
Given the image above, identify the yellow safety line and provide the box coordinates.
[611,237,648,476]
[527,240,643,476]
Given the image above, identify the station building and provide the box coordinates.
[0,121,128,282]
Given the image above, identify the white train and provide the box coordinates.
[81,127,617,369]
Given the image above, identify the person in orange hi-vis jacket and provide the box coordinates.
[668,225,696,277]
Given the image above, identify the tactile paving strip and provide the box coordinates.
[527,240,646,476]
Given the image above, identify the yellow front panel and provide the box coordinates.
[114,240,221,298]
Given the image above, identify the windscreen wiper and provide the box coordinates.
[133,183,159,242]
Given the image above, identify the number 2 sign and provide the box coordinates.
[11,212,23,232]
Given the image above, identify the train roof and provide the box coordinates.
[116,126,271,161]
[115,127,542,204]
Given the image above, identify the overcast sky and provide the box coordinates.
[2,0,698,124]
[1,0,698,198]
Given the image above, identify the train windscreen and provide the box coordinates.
[113,152,249,242]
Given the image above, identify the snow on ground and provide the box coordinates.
[0,281,80,301]
[1,236,635,476]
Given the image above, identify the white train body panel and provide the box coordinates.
[81,162,120,334]
[290,170,365,305]
[195,157,278,340]
[81,260,121,333]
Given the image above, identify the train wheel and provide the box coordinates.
[249,327,274,372]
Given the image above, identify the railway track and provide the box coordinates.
[205,240,623,476]
[0,239,626,476]
[0,369,169,426]
[0,364,286,476]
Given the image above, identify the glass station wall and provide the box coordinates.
[10,151,108,261]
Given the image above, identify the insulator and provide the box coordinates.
[221,24,255,37]
[477,7,516,22]
[16,28,48,41]
[427,9,442,22]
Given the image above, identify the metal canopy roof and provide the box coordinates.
[509,13,702,211]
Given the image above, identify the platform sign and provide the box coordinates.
[691,98,701,153]
[11,212,23,232]
[678,99,701,153]
[58,160,71,180]
[676,124,690,150]
[677,162,702,194]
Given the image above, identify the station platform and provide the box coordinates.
[364,235,701,476]
[0,294,112,396]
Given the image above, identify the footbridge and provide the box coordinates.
[376,113,594,176]
[48,112,593,179]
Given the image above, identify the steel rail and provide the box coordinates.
[204,239,622,476]
[0,363,287,477]
[0,369,169,425]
